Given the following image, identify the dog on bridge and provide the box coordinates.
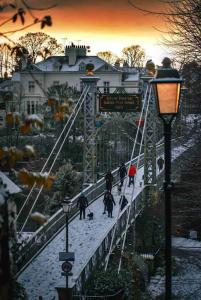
[87,209,94,220]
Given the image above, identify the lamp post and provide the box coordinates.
[61,198,72,289]
[56,198,74,300]
[150,57,183,300]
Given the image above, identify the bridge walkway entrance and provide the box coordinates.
[18,166,145,300]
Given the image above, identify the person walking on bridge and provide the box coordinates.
[119,195,128,211]
[105,171,113,193]
[77,193,88,220]
[157,157,164,172]
[128,163,136,187]
[104,191,116,218]
[118,162,127,187]
[103,190,109,214]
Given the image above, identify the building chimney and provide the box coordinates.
[65,43,87,66]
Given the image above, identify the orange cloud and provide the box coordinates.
[0,0,169,64]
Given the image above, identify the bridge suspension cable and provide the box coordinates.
[15,85,90,231]
[117,85,152,273]
[104,83,150,271]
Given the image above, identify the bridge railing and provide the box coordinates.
[73,289,124,299]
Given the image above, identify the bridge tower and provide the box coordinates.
[142,75,157,204]
[81,76,99,188]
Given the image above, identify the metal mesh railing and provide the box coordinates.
[73,289,124,299]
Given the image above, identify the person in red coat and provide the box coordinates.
[128,164,136,187]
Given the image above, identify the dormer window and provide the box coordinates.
[79,62,86,71]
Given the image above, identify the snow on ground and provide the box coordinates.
[172,236,201,250]
[0,171,21,194]
[17,232,33,244]
[148,237,201,299]
[18,137,195,300]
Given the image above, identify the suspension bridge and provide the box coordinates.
[14,75,190,299]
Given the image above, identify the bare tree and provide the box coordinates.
[182,61,201,113]
[97,51,119,66]
[0,1,57,76]
[128,0,201,64]
[17,32,63,64]
[157,0,201,64]
[0,1,55,42]
[122,45,146,68]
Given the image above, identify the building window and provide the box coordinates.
[27,101,38,114]
[0,103,6,110]
[28,81,35,94]
[104,65,109,70]
[31,101,35,114]
[104,81,110,94]
[27,102,31,114]
[9,103,16,112]
[36,102,39,113]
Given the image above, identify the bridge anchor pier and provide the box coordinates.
[55,287,73,300]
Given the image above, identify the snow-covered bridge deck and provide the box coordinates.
[18,138,194,300]
[18,167,144,299]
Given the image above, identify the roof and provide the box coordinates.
[12,72,21,81]
[34,55,120,73]
[0,79,13,90]
[120,67,138,73]
[123,73,139,82]
[0,171,21,194]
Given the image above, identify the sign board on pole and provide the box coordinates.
[59,252,75,261]
[61,272,73,277]
[99,93,141,112]
[61,261,72,273]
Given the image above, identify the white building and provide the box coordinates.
[1,44,140,117]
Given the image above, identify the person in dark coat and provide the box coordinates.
[105,171,113,192]
[104,191,116,218]
[103,190,110,214]
[157,157,164,171]
[77,193,88,220]
[117,184,121,195]
[119,195,128,211]
[118,162,127,187]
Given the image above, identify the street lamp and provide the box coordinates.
[61,197,72,289]
[56,197,74,300]
[150,57,183,300]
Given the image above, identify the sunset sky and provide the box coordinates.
[2,0,171,64]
